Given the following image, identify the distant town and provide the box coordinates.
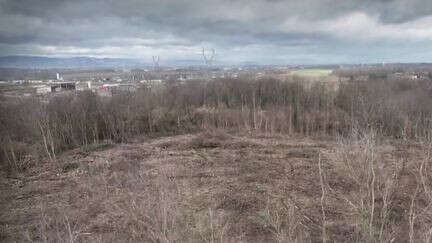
[1,61,432,99]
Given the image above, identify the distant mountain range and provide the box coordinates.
[0,55,350,69]
[0,56,227,69]
[0,56,152,69]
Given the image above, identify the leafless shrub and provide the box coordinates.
[91,164,231,243]
[191,208,229,243]
[36,206,81,243]
[334,130,400,242]
[1,138,35,173]
[256,196,311,243]
[409,141,432,243]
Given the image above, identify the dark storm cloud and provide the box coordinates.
[1,0,432,63]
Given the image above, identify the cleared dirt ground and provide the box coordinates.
[0,131,429,242]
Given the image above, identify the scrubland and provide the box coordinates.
[2,76,432,242]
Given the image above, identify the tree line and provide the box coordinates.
[2,76,432,172]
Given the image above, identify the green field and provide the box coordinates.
[290,69,333,77]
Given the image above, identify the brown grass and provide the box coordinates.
[2,131,432,242]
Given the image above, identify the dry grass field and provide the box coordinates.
[290,69,333,78]
[2,130,431,242]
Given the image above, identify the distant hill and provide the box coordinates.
[0,56,227,69]
[0,56,149,69]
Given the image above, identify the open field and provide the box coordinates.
[290,69,334,78]
[1,131,431,242]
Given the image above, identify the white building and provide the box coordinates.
[56,73,64,81]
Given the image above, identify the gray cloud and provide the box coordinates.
[1,0,432,64]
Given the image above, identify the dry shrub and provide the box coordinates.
[188,129,231,149]
[334,130,402,242]
[109,182,229,242]
[70,160,230,243]
[1,139,37,173]
[109,179,185,242]
[189,208,230,243]
[255,196,311,243]
[407,142,432,243]
[33,206,81,243]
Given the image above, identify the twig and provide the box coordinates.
[318,152,326,243]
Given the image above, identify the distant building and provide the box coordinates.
[49,82,76,92]
[56,73,64,81]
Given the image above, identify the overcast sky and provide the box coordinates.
[1,0,432,64]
